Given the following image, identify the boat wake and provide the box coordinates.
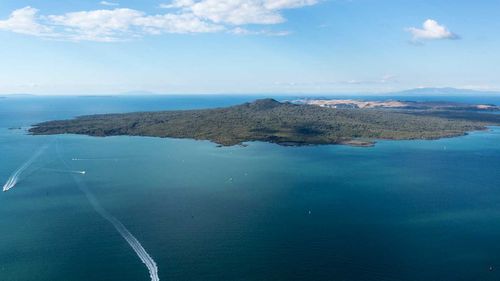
[41,168,86,175]
[75,180,159,281]
[3,145,49,192]
[57,144,159,281]
[72,158,119,161]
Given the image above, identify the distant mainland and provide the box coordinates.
[2,87,500,97]
[114,87,500,97]
[29,98,500,147]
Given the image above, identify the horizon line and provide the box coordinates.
[2,87,500,97]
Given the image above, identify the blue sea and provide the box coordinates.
[1,95,500,281]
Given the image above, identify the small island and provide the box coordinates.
[29,99,500,147]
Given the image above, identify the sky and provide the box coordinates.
[0,0,500,95]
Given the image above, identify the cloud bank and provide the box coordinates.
[0,0,319,42]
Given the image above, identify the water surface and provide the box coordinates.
[1,95,500,281]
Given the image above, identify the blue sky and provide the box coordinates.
[1,0,499,95]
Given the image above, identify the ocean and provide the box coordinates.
[1,95,500,281]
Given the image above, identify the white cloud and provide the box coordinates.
[0,7,223,41]
[159,0,195,9]
[162,0,317,10]
[230,27,290,36]
[0,1,319,41]
[100,1,119,6]
[407,19,459,42]
[135,13,224,34]
[264,0,318,10]
[187,0,285,25]
[171,0,318,25]
[49,9,142,35]
[47,8,223,41]
[380,74,396,83]
[0,6,54,36]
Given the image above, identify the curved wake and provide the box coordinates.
[3,145,48,192]
[57,145,159,281]
[73,179,160,281]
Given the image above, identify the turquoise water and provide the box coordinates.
[1,96,500,281]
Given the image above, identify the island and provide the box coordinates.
[29,99,500,147]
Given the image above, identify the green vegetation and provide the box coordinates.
[29,99,500,146]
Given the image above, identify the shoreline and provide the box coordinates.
[29,127,496,148]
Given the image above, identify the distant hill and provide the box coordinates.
[391,87,500,96]
[1,93,36,97]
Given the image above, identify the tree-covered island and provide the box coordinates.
[29,99,500,147]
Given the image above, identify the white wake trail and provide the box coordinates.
[3,145,49,192]
[57,145,159,281]
[74,179,160,281]
[72,158,120,161]
[41,168,86,175]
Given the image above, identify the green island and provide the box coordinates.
[29,99,500,147]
